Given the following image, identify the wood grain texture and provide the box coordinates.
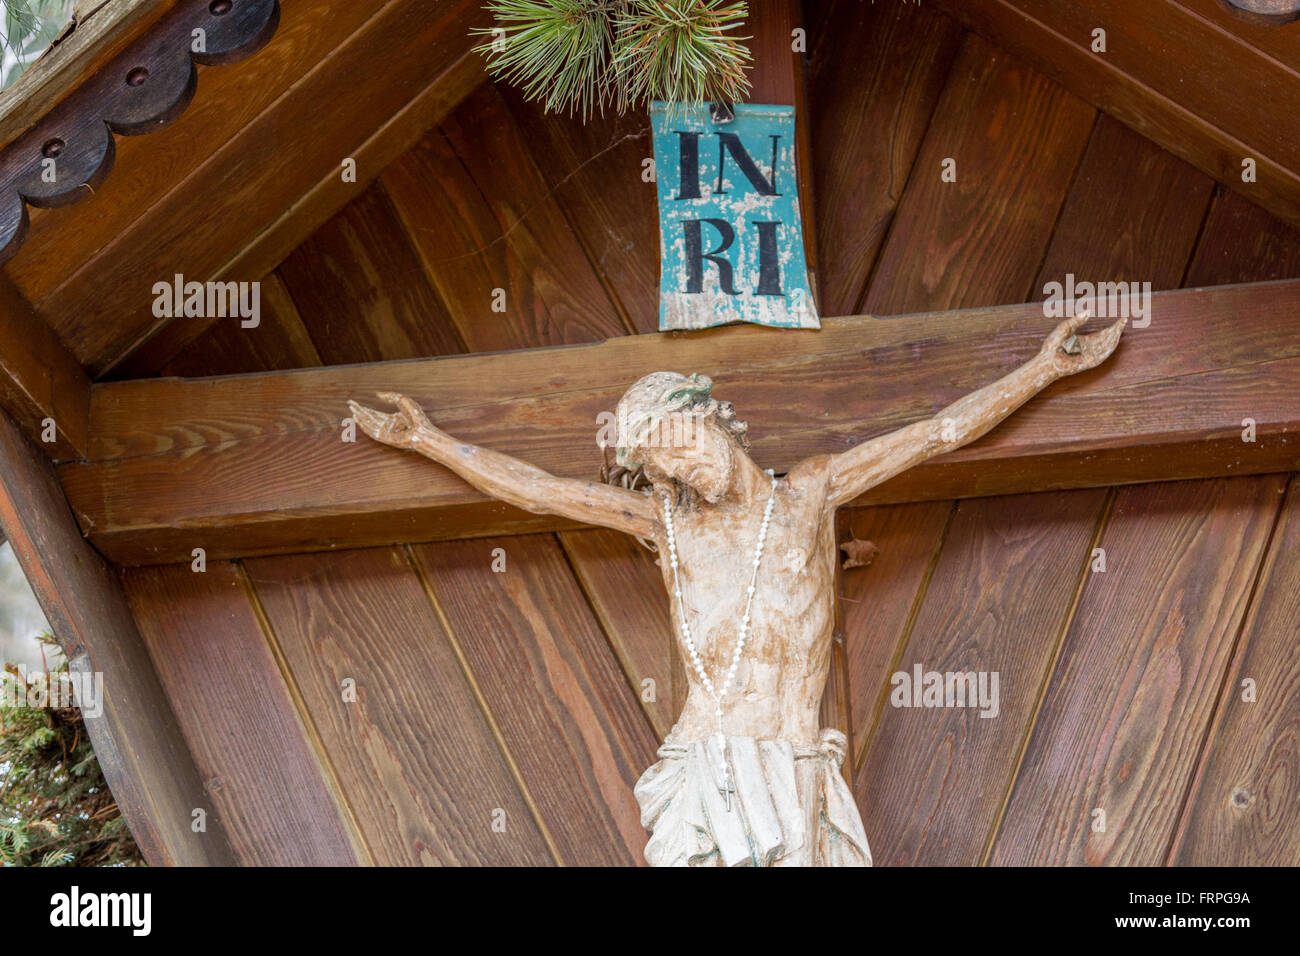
[496,86,659,334]
[36,0,487,375]
[838,501,954,769]
[1185,187,1300,287]
[245,546,555,866]
[121,560,363,865]
[276,182,464,364]
[7,0,361,303]
[862,33,1095,315]
[0,0,280,266]
[806,0,964,315]
[412,536,661,865]
[1033,114,1215,294]
[155,271,322,377]
[989,476,1288,865]
[1218,0,1300,25]
[977,0,1300,170]
[1172,480,1300,865]
[936,0,1300,231]
[854,489,1108,866]
[0,0,173,151]
[0,274,89,459]
[1175,0,1300,69]
[559,529,682,740]
[382,84,632,352]
[57,280,1300,564]
[0,409,235,865]
[103,11,486,380]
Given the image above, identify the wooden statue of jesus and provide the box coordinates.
[349,312,1125,867]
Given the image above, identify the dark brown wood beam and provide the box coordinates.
[58,279,1300,566]
[0,275,89,460]
[0,408,236,865]
[0,0,175,152]
[8,0,489,378]
[936,0,1300,232]
[0,0,279,266]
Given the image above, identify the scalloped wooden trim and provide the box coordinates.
[0,0,279,265]
[1220,0,1300,25]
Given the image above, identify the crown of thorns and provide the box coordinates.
[614,372,717,468]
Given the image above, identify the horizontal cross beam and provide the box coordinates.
[61,279,1300,566]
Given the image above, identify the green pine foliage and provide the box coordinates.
[475,0,751,119]
[0,635,143,867]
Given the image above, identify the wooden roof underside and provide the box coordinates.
[0,0,1298,868]
[0,0,1296,385]
[102,1,1300,866]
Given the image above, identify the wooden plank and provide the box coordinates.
[0,274,89,459]
[558,529,681,740]
[806,0,963,315]
[495,86,660,334]
[245,546,555,866]
[106,29,485,379]
[0,408,236,865]
[0,0,280,269]
[412,536,661,865]
[382,84,632,351]
[854,488,1108,865]
[276,183,463,364]
[838,501,954,768]
[0,0,174,151]
[1171,479,1300,865]
[936,0,1300,231]
[989,476,1287,865]
[154,271,322,377]
[967,0,1300,171]
[55,280,1300,565]
[8,0,378,304]
[1216,0,1300,26]
[862,33,1096,315]
[121,560,364,865]
[33,0,488,376]
[1034,115,1215,293]
[1185,188,1300,287]
[1175,0,1300,70]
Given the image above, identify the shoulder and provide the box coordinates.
[782,454,833,504]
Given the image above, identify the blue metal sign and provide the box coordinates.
[651,102,818,331]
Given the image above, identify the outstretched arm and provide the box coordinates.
[348,393,659,539]
[824,313,1126,508]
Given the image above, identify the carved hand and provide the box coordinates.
[1039,311,1127,379]
[347,393,436,450]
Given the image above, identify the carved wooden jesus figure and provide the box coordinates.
[349,312,1124,867]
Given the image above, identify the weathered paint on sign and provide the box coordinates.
[651,102,819,331]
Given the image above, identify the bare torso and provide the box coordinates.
[656,457,836,748]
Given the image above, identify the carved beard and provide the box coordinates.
[646,431,735,506]
[694,437,734,503]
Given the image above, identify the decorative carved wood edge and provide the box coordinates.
[0,0,279,266]
[1221,0,1300,26]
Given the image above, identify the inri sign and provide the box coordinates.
[651,102,818,331]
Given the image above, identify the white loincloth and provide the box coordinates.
[633,728,871,867]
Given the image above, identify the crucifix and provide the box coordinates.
[348,311,1124,867]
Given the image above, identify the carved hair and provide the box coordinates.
[599,371,749,502]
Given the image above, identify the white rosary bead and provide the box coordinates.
[662,474,776,736]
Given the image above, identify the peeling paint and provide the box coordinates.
[651,102,819,331]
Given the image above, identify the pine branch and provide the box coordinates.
[474,0,751,120]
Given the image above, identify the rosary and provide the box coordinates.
[661,471,777,812]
